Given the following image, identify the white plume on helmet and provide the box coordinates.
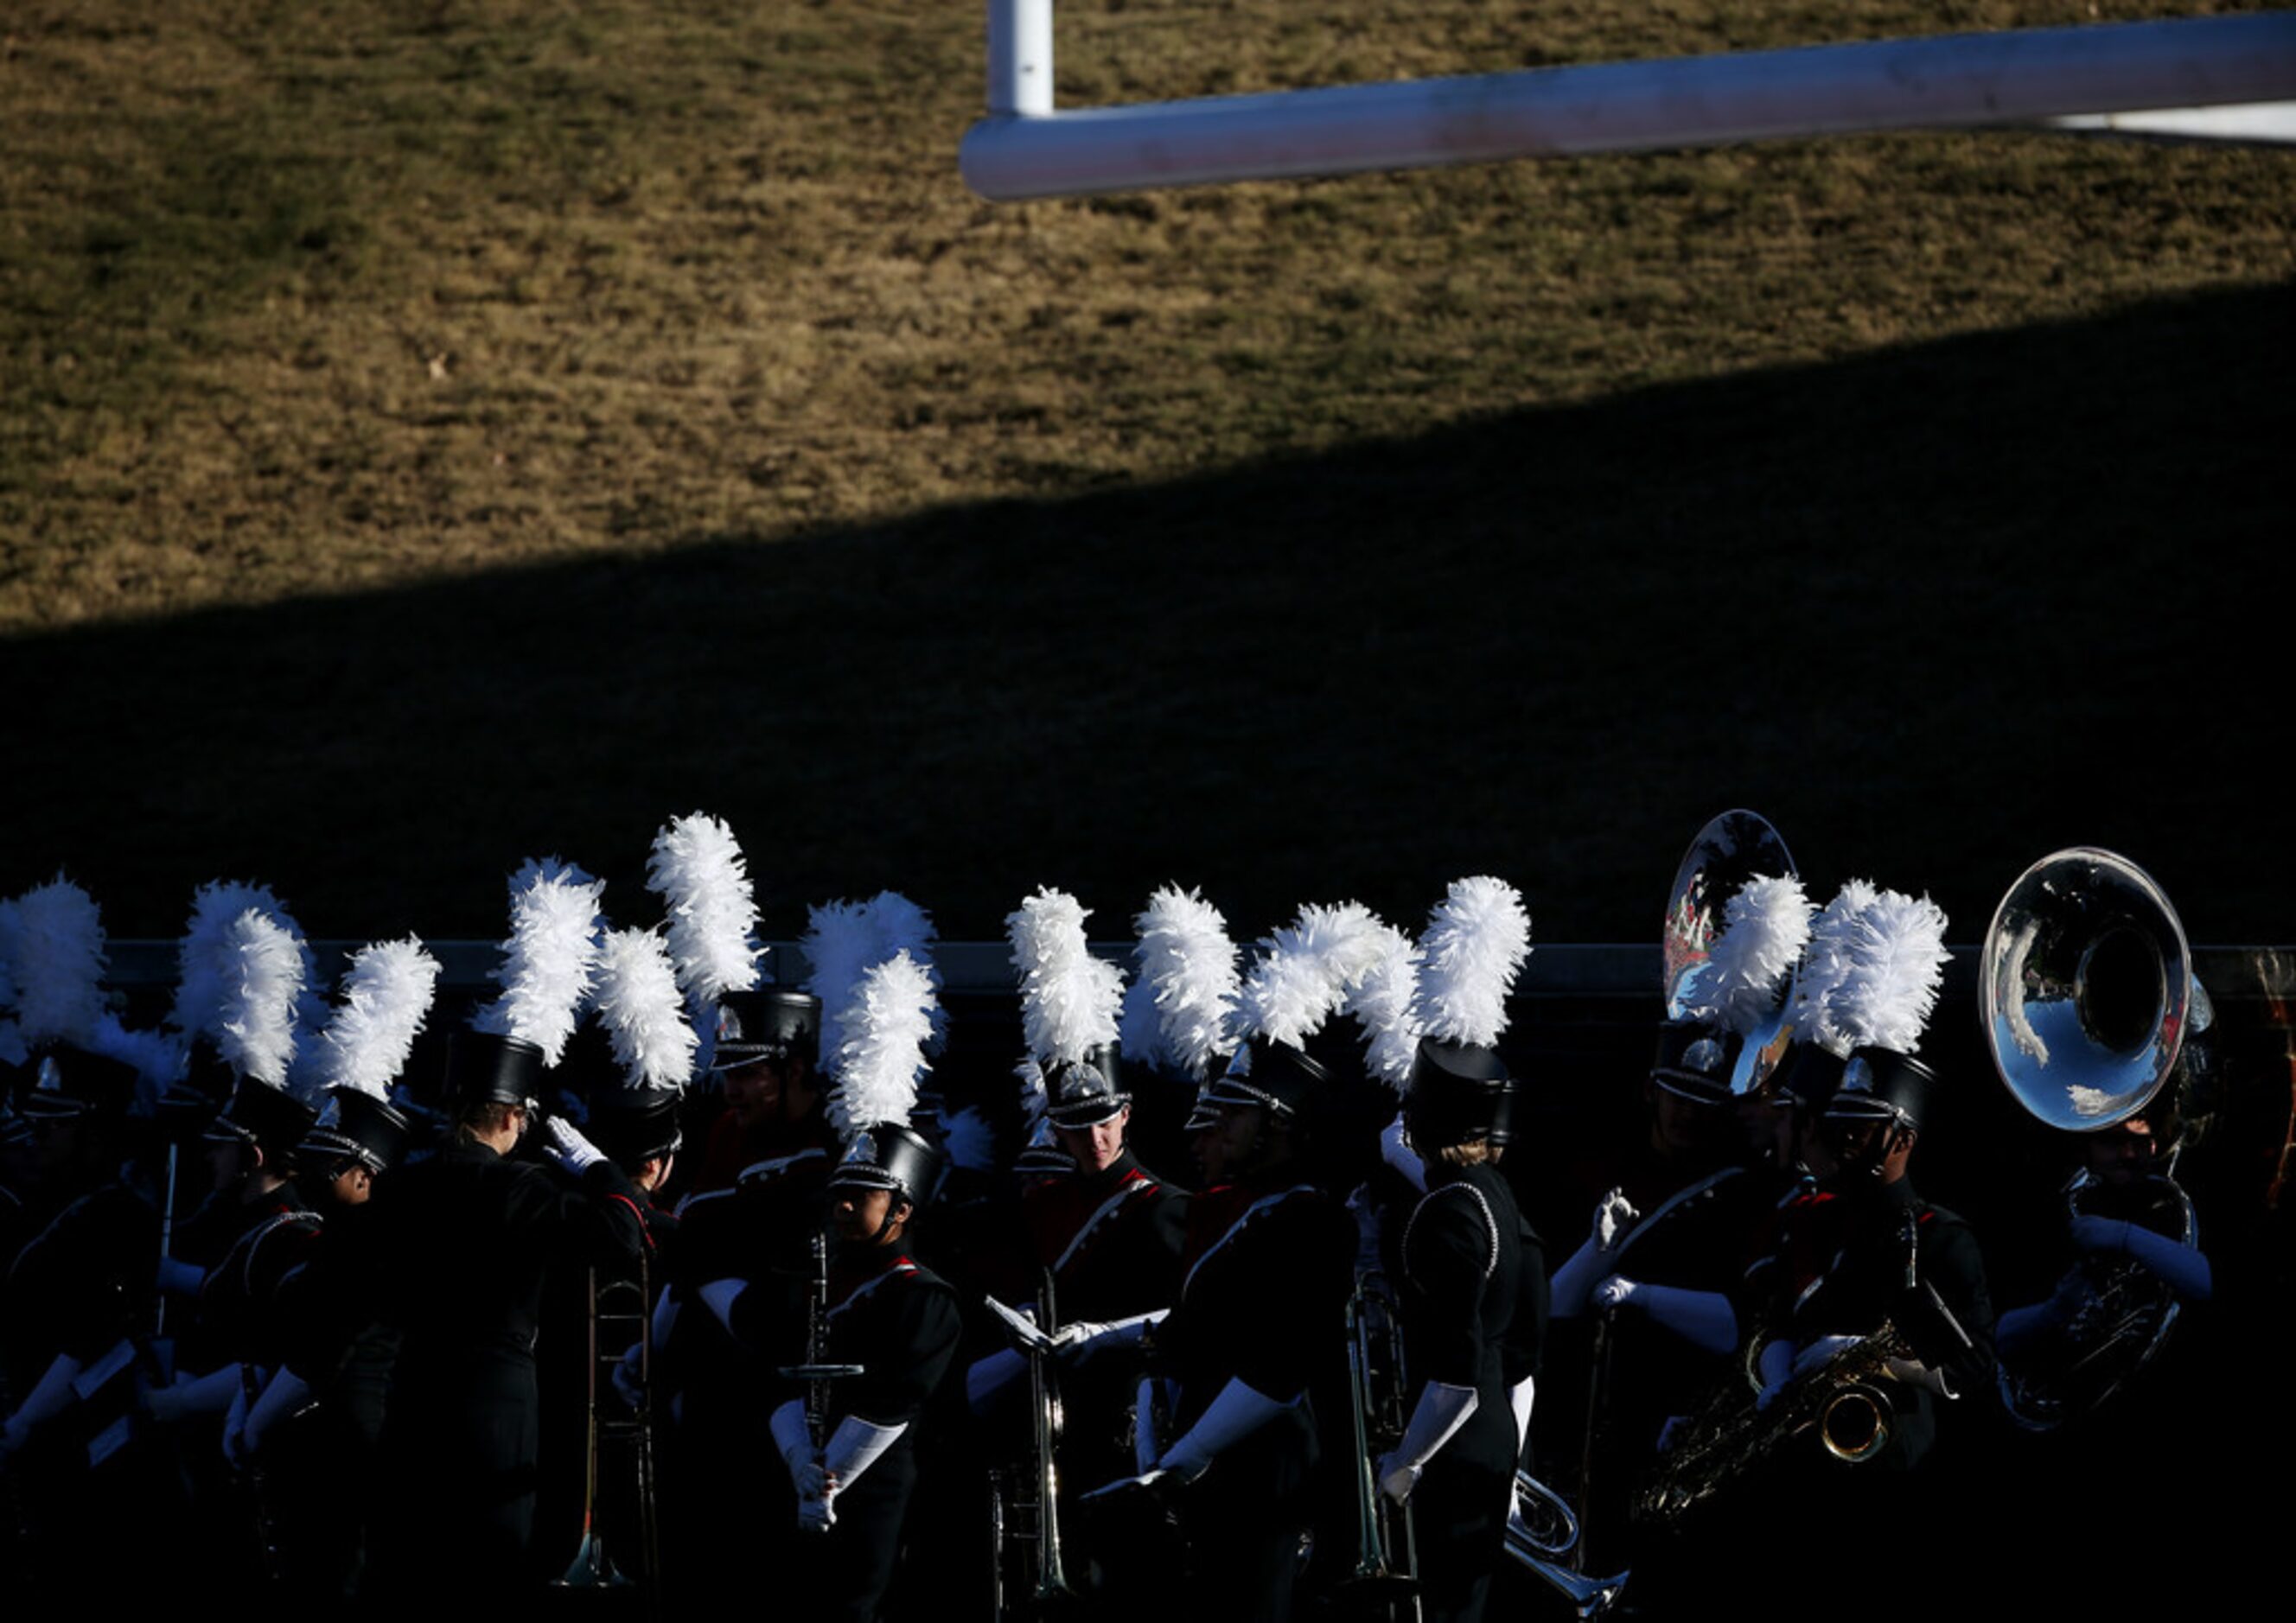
[646,812,762,1007]
[1795,880,1882,1057]
[1347,921,1424,1092]
[1118,884,1240,1081]
[218,908,307,1090]
[1683,874,1815,1040]
[828,950,937,1139]
[1007,888,1125,1069]
[593,926,699,1093]
[802,891,941,1064]
[8,876,109,1049]
[1236,901,1387,1052]
[1412,875,1533,1050]
[315,938,443,1099]
[471,856,605,1066]
[1827,890,1951,1056]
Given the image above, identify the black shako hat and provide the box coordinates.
[1650,1019,1742,1107]
[443,1029,546,1111]
[1824,1048,1938,1132]
[1200,1037,1328,1118]
[202,1076,321,1162]
[827,1122,942,1207]
[709,989,820,1071]
[1043,1044,1127,1129]
[298,1087,414,1175]
[1404,1036,1516,1149]
[591,1086,685,1167]
[18,1046,140,1121]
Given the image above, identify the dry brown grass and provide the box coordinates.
[4,0,2290,629]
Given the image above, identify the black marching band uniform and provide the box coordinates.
[11,840,2256,1623]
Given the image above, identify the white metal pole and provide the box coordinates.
[986,0,1055,118]
[961,11,2296,200]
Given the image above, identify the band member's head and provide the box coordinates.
[1404,1036,1514,1164]
[443,1029,545,1147]
[297,1087,413,1206]
[828,1122,943,1245]
[1198,1040,1324,1181]
[1816,1049,1935,1186]
[591,1086,684,1193]
[19,1046,138,1188]
[711,989,821,1130]
[201,1076,317,1193]
[1645,1022,1741,1163]
[1045,1047,1129,1173]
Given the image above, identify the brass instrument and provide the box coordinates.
[1504,1470,1629,1620]
[988,1276,1075,1617]
[1342,1270,1420,1620]
[1981,847,2204,1428]
[1999,1168,2197,1431]
[1630,1321,1915,1531]
[556,1258,660,1607]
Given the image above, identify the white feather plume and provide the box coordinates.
[646,812,762,1005]
[1123,885,1240,1080]
[8,876,108,1048]
[1015,1054,1051,1130]
[0,897,18,1014]
[803,892,941,1062]
[1685,874,1814,1040]
[315,938,443,1099]
[941,1104,998,1174]
[1007,888,1125,1067]
[594,926,699,1092]
[829,950,936,1136]
[1234,901,1387,1050]
[1347,922,1425,1092]
[1828,890,1951,1056]
[471,857,604,1066]
[86,1011,185,1092]
[218,908,305,1088]
[1413,876,1533,1049]
[169,880,285,1039]
[1794,879,1880,1056]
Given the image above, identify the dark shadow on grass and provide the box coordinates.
[3,281,2288,944]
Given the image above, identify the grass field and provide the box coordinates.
[2,0,2290,945]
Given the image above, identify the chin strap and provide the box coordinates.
[1375,1380,1479,1503]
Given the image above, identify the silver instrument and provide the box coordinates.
[556,1261,661,1607]
[1980,847,2190,1133]
[1982,847,2205,1427]
[1342,1270,1421,1620]
[988,1276,1074,1616]
[1505,1470,1629,1619]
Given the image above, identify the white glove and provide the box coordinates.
[1598,1279,1738,1358]
[1050,1312,1164,1364]
[797,1490,836,1533]
[1881,1357,1956,1397]
[144,1363,241,1427]
[966,1348,1027,1413]
[1374,1379,1480,1505]
[1508,1374,1536,1461]
[1594,1188,1639,1254]
[1789,1334,1864,1380]
[2073,1217,2213,1302]
[769,1398,814,1477]
[221,1379,252,1470]
[542,1116,606,1174]
[244,1368,312,1455]
[1754,1339,1795,1410]
[612,1345,647,1410]
[1135,1377,1169,1473]
[698,1277,748,1336]
[155,1257,207,1297]
[1381,1114,1427,1193]
[3,1353,84,1459]
[1158,1378,1294,1484]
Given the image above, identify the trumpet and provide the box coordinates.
[1343,1271,1420,1620]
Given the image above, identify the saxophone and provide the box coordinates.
[1630,1321,1914,1531]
